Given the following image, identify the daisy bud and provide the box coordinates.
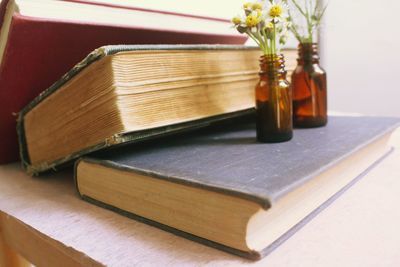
[237,25,247,33]
[232,16,242,25]
[265,22,274,29]
[243,2,252,9]
[269,4,283,18]
[252,2,263,10]
[279,35,287,45]
[245,14,260,27]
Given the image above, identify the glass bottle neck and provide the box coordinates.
[298,43,320,64]
[259,54,287,80]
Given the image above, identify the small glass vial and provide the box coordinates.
[292,43,327,128]
[256,54,293,143]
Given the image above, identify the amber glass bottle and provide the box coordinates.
[292,43,327,127]
[256,54,292,143]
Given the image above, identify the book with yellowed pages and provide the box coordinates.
[0,0,249,164]
[17,45,296,175]
[75,116,399,260]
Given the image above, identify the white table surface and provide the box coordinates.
[0,128,399,267]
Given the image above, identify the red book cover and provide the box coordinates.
[0,1,247,164]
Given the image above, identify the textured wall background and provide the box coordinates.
[322,0,400,117]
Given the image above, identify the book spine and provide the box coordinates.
[17,47,108,172]
[65,0,234,23]
[0,0,10,28]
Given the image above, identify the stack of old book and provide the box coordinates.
[2,0,399,261]
[0,0,247,163]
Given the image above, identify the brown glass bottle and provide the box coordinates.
[256,54,292,143]
[292,43,327,128]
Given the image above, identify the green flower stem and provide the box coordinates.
[261,29,269,55]
[318,4,328,21]
[288,0,327,44]
[291,25,302,42]
[305,0,313,42]
[272,23,277,55]
[313,0,319,15]
[253,31,267,53]
[255,31,265,49]
[291,0,307,17]
[247,31,263,49]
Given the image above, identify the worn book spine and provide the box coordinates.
[0,0,8,27]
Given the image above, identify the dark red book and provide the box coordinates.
[0,0,246,164]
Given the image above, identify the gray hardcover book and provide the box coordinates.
[75,116,399,260]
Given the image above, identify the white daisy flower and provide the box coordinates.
[266,0,289,23]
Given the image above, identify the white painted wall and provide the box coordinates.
[110,1,399,116]
[322,0,400,117]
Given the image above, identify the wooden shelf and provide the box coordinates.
[1,129,400,266]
